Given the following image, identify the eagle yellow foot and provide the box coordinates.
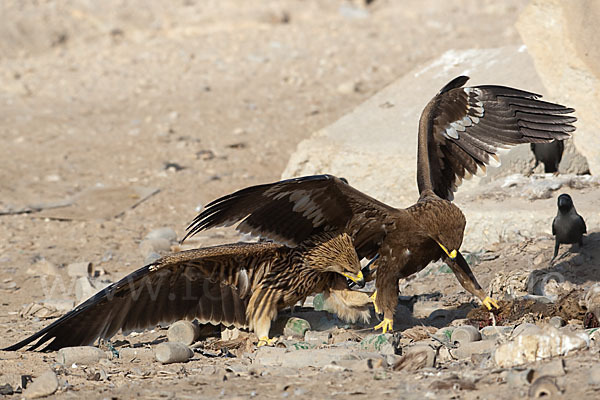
[370,291,381,314]
[257,336,277,347]
[482,296,500,310]
[373,318,393,334]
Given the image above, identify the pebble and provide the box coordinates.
[0,384,13,395]
[451,325,481,345]
[66,262,92,278]
[57,346,107,366]
[359,333,400,355]
[450,340,496,359]
[167,320,200,345]
[139,238,171,258]
[480,325,514,340]
[145,227,178,242]
[154,342,193,364]
[22,370,58,399]
[119,347,155,362]
[304,330,331,345]
[221,327,242,341]
[549,316,566,329]
[283,317,311,338]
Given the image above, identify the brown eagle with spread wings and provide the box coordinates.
[182,76,576,333]
[4,232,369,351]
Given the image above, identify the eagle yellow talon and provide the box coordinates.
[482,296,499,310]
[370,291,380,314]
[257,336,277,347]
[374,318,393,333]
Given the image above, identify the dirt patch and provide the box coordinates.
[468,291,587,328]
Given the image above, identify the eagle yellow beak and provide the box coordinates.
[343,270,365,288]
[436,241,457,260]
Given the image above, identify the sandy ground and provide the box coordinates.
[2,1,600,399]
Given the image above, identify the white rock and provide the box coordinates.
[66,262,92,278]
[154,342,193,364]
[23,370,58,399]
[495,326,589,367]
[167,320,200,345]
[57,346,107,366]
[451,325,481,345]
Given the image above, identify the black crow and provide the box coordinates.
[552,193,586,259]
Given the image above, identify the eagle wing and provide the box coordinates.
[184,174,401,260]
[419,76,577,200]
[4,243,278,351]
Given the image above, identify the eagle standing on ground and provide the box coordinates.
[552,193,586,260]
[4,232,369,351]
[182,76,576,333]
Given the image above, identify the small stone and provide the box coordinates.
[337,81,357,95]
[0,384,13,395]
[22,370,58,399]
[145,227,177,242]
[283,317,311,338]
[167,320,200,345]
[304,330,331,345]
[451,325,481,345]
[139,238,171,258]
[66,262,93,278]
[549,316,566,329]
[119,347,154,362]
[154,342,193,364]
[451,340,497,359]
[221,326,241,341]
[57,346,107,366]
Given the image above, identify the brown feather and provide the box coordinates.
[4,234,364,351]
[180,77,576,331]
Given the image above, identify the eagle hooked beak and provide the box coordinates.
[343,270,365,288]
[436,241,457,260]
